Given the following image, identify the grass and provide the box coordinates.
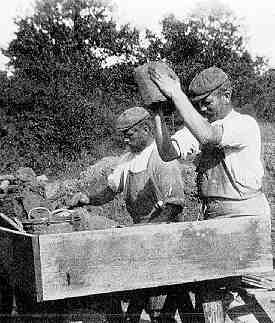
[260,121,275,142]
[260,122,275,219]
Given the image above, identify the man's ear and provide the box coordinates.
[140,121,148,131]
[223,90,231,102]
[143,124,150,133]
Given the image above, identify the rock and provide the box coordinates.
[0,174,15,181]
[0,180,10,192]
[22,187,52,216]
[73,208,121,230]
[44,181,62,200]
[44,155,132,226]
[16,167,36,183]
[36,175,49,185]
[80,156,120,180]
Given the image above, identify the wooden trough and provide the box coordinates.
[0,215,272,303]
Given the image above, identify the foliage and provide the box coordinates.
[144,12,267,106]
[0,0,144,174]
[254,70,275,121]
[0,0,274,177]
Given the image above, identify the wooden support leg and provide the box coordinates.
[11,290,18,316]
[103,295,123,323]
[125,292,146,323]
[0,287,2,313]
[228,289,269,323]
[202,299,225,323]
[177,290,198,323]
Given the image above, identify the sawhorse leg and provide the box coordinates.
[195,285,226,323]
[11,287,18,316]
[202,299,225,323]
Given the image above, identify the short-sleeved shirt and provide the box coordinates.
[108,142,185,223]
[172,110,264,196]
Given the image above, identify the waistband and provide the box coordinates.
[202,192,271,219]
[202,190,263,203]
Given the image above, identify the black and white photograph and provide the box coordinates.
[0,0,274,322]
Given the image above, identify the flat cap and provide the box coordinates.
[116,106,150,131]
[189,67,229,102]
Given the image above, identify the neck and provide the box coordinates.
[146,137,154,147]
[222,105,233,118]
[130,137,153,154]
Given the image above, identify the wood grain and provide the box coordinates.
[253,290,275,322]
[37,216,272,301]
[202,300,224,323]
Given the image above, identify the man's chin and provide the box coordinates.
[129,147,143,153]
[206,115,216,123]
[128,144,145,153]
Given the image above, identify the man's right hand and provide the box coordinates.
[149,66,181,100]
[68,192,90,208]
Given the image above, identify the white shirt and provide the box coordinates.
[172,110,264,190]
[108,143,155,192]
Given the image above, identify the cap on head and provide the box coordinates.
[189,67,229,102]
[116,107,150,132]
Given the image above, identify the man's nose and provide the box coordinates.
[126,130,134,136]
[200,105,207,112]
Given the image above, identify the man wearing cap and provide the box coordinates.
[69,106,186,322]
[148,65,271,322]
[149,66,270,220]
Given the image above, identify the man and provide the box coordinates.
[69,106,187,322]
[149,66,270,220]
[148,65,271,322]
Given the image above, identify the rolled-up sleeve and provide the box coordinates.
[107,165,124,193]
[220,114,260,149]
[172,127,200,159]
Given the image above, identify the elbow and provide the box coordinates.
[199,136,212,146]
[199,127,221,146]
[155,140,179,162]
[159,149,177,162]
[162,154,176,162]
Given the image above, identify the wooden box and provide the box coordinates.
[0,215,272,302]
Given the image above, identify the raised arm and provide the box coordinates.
[149,68,222,146]
[153,107,179,162]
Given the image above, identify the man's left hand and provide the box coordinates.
[68,192,90,208]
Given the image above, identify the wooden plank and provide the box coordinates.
[0,227,14,277]
[31,234,43,302]
[37,216,272,301]
[0,227,40,301]
[242,272,275,289]
[202,300,224,323]
[242,289,275,322]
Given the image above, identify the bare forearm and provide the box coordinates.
[149,203,183,223]
[171,90,216,145]
[88,186,116,206]
[154,111,179,161]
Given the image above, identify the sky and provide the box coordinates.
[0,0,275,70]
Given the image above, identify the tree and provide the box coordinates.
[144,8,267,109]
[1,0,144,173]
[253,68,275,120]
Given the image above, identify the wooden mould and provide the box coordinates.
[0,215,272,302]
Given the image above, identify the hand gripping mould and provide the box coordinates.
[134,61,178,112]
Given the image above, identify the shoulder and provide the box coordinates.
[219,110,261,148]
[222,110,259,129]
